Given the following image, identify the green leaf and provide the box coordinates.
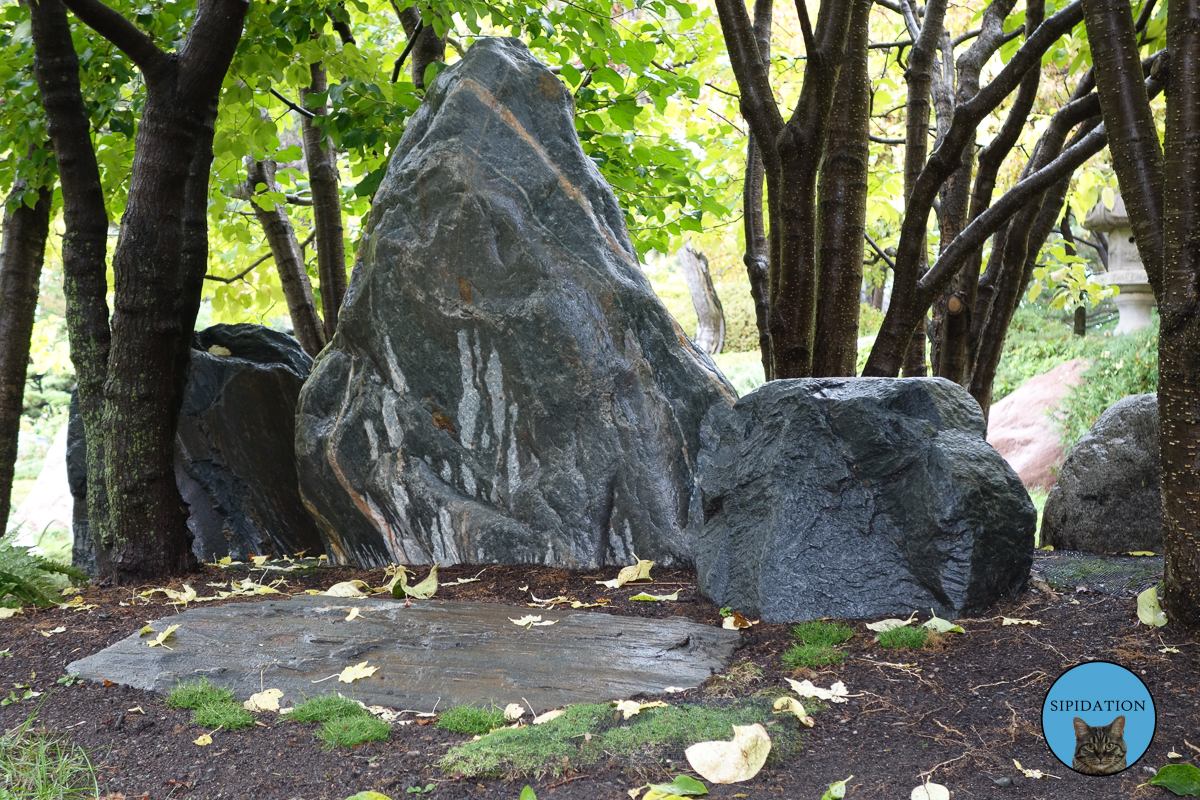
[1137,586,1168,627]
[923,610,965,634]
[520,787,537,800]
[648,775,708,796]
[1148,764,1200,796]
[820,776,853,800]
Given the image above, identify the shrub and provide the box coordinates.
[437,704,506,736]
[1056,323,1158,453]
[0,530,88,608]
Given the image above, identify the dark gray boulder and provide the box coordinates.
[69,324,324,572]
[295,38,733,569]
[692,378,1035,622]
[1041,394,1159,553]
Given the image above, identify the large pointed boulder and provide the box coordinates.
[296,38,733,569]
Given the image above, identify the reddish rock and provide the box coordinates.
[986,358,1090,490]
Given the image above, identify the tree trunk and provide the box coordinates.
[677,243,725,355]
[27,0,113,563]
[396,4,446,90]
[812,0,871,378]
[245,159,325,355]
[0,174,53,527]
[300,63,348,341]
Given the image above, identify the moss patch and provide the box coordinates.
[437,704,507,736]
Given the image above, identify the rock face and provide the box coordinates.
[68,596,742,711]
[693,378,1035,622]
[296,38,733,569]
[70,324,324,571]
[1041,394,1160,553]
[986,358,1089,490]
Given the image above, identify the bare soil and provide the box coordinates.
[1,563,1196,800]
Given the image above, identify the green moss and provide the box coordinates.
[288,694,368,724]
[437,704,507,736]
[165,678,234,711]
[192,701,254,731]
[315,715,390,748]
[781,644,845,669]
[791,621,855,647]
[438,700,801,779]
[877,625,929,650]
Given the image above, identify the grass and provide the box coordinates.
[438,700,802,779]
[0,708,98,799]
[288,694,369,724]
[437,704,507,735]
[877,625,929,650]
[165,678,253,731]
[315,715,390,749]
[781,620,856,669]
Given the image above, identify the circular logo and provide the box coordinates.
[1042,661,1155,775]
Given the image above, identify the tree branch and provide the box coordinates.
[205,232,316,283]
[390,17,423,83]
[714,0,784,158]
[59,0,169,78]
[794,0,816,58]
[271,88,315,118]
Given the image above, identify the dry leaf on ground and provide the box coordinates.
[1138,586,1168,627]
[784,678,851,703]
[721,612,758,630]
[325,580,371,598]
[685,723,771,783]
[194,733,213,746]
[504,703,525,722]
[772,697,815,726]
[613,700,668,719]
[533,709,564,725]
[39,626,66,637]
[910,782,950,800]
[243,688,284,712]
[629,592,679,602]
[0,608,22,619]
[509,615,558,629]
[344,607,361,622]
[337,661,378,683]
[597,556,654,589]
[1001,617,1042,626]
[147,624,180,648]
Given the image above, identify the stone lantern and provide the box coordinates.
[1083,193,1156,334]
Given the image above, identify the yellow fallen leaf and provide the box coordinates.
[866,611,918,632]
[1137,586,1168,627]
[503,703,525,722]
[784,678,852,703]
[207,344,231,356]
[1161,646,1181,654]
[234,578,281,595]
[60,587,80,596]
[910,783,950,800]
[1169,750,1183,759]
[533,708,564,725]
[629,592,679,602]
[1127,551,1156,556]
[0,608,23,619]
[392,563,440,599]
[345,607,361,622]
[1040,544,1054,551]
[217,556,233,565]
[249,554,270,566]
[509,615,558,629]
[597,556,654,589]
[147,624,180,648]
[243,688,284,712]
[39,626,67,637]
[1001,617,1041,626]
[138,625,156,637]
[613,700,668,720]
[570,600,608,608]
[1012,759,1058,779]
[338,661,378,683]
[127,706,143,714]
[772,697,815,727]
[324,580,371,598]
[685,723,771,783]
[194,733,213,746]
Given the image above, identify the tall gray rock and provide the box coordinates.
[693,379,1035,622]
[70,324,323,571]
[1041,394,1160,553]
[295,38,734,569]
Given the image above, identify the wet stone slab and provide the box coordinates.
[68,596,742,710]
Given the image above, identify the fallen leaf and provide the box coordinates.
[343,793,395,800]
[243,688,284,712]
[504,703,525,722]
[685,723,771,784]
[249,554,270,566]
[866,611,918,632]
[147,624,180,648]
[60,587,80,596]
[509,615,558,629]
[1127,551,1156,556]
[597,556,654,589]
[1040,544,1054,550]
[344,607,361,622]
[1170,750,1184,759]
[663,686,689,694]
[613,700,668,720]
[0,608,22,619]
[338,661,378,683]
[1012,758,1058,779]
[819,776,852,800]
[207,344,231,356]
[325,580,371,598]
[630,592,679,602]
[392,563,439,599]
[1002,617,1042,626]
[784,678,852,703]
[138,625,155,637]
[1161,646,1181,654]
[194,733,213,746]
[910,782,950,800]
[217,556,233,565]
[721,612,758,630]
[533,708,564,725]
[127,706,143,714]
[923,610,964,634]
[232,578,281,595]
[39,626,66,637]
[1149,763,1200,796]
[772,697,815,727]
[644,774,709,799]
[1138,586,1168,627]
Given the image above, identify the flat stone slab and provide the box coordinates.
[68,596,741,711]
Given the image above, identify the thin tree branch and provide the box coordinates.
[794,0,816,58]
[205,232,316,283]
[271,88,316,118]
[870,134,906,144]
[865,232,896,270]
[870,39,914,49]
[390,18,423,83]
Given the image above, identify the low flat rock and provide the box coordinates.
[68,596,741,711]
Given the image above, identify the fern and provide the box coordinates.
[0,529,88,607]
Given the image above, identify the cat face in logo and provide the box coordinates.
[1072,715,1127,775]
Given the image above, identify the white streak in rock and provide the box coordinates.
[363,421,379,462]
[457,329,478,449]
[381,392,403,451]
[485,347,504,452]
[463,468,477,497]
[506,401,520,498]
[382,335,408,394]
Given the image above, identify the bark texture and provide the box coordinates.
[0,176,53,527]
[677,243,725,355]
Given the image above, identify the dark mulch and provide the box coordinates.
[1,562,1197,800]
